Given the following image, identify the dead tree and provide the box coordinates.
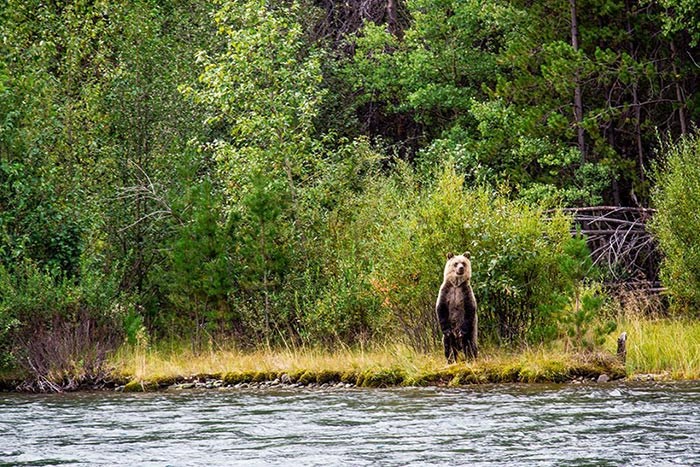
[617,332,627,364]
[311,0,409,47]
[551,207,664,301]
[562,207,661,289]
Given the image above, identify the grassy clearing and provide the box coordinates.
[608,315,700,379]
[111,342,624,389]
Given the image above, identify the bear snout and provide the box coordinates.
[456,265,465,275]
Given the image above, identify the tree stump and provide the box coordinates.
[617,332,627,364]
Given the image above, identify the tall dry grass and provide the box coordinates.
[604,288,700,379]
[112,342,442,382]
[609,315,700,379]
[111,340,625,386]
[111,294,700,384]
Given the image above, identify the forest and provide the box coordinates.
[0,0,698,387]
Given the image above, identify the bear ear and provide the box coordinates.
[463,251,471,259]
[446,252,454,259]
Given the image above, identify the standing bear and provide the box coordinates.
[436,252,478,363]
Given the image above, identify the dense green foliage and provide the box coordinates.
[324,165,605,350]
[650,135,700,315]
[341,0,698,205]
[0,0,697,383]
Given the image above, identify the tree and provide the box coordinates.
[342,0,699,206]
[344,0,509,157]
[0,0,218,334]
[160,174,239,347]
[187,0,325,198]
[650,135,700,314]
[96,1,214,303]
[186,0,327,342]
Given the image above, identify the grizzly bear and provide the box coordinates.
[436,252,478,363]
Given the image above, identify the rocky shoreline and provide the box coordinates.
[113,372,674,393]
[0,369,678,394]
[164,377,357,392]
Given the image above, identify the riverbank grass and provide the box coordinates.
[112,343,625,390]
[4,317,697,391]
[609,316,700,379]
[113,315,700,389]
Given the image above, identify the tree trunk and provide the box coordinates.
[625,1,645,185]
[386,0,399,37]
[259,220,271,348]
[617,332,627,364]
[669,40,688,135]
[608,127,622,205]
[570,0,586,162]
[632,83,646,184]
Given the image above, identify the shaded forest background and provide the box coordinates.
[0,0,698,378]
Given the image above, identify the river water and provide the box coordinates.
[1,382,698,466]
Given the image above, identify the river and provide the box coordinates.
[1,382,698,466]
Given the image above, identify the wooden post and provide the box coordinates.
[617,332,627,364]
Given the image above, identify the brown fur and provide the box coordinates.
[436,252,478,362]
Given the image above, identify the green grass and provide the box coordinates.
[607,316,700,379]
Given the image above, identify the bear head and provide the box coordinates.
[443,252,472,286]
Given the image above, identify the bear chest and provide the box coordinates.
[445,287,466,324]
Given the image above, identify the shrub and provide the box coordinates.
[298,267,381,346]
[650,135,700,315]
[157,178,240,345]
[321,162,606,348]
[0,261,124,391]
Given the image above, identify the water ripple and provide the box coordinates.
[0,383,698,465]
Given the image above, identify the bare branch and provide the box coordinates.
[114,159,188,231]
[557,206,661,287]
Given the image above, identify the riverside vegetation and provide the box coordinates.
[0,0,699,391]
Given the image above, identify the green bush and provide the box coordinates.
[298,266,381,346]
[319,163,605,348]
[156,177,240,344]
[0,260,124,390]
[650,135,700,314]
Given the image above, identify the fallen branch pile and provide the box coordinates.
[560,206,663,293]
